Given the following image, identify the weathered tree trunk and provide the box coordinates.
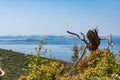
[67,28,113,75]
[67,28,101,51]
[86,29,101,50]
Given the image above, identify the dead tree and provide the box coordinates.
[67,28,113,74]
[67,28,101,51]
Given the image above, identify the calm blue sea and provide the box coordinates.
[0,35,120,61]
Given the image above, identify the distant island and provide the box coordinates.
[0,35,79,45]
[0,35,120,45]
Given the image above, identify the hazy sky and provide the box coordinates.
[0,0,120,36]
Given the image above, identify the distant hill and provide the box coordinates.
[0,35,81,45]
[0,35,120,45]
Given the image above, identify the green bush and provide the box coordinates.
[78,49,120,80]
[18,40,120,80]
[18,40,65,80]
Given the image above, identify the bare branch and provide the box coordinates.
[69,44,87,75]
[108,35,113,47]
[67,31,81,39]
[100,37,109,40]
[100,36,110,40]
[100,35,113,48]
[67,31,88,44]
[73,44,87,67]
[80,32,88,44]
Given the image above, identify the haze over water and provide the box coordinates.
[0,35,119,61]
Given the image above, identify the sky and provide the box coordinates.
[0,0,120,36]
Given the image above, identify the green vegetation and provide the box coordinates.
[0,48,29,80]
[18,40,66,80]
[77,49,120,80]
[0,39,120,80]
[0,40,70,80]
[18,40,120,80]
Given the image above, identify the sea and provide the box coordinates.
[0,35,120,61]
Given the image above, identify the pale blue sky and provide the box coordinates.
[0,0,120,36]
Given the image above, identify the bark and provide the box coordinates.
[67,28,101,51]
[86,28,101,50]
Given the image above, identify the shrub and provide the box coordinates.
[18,40,65,80]
[77,49,120,79]
[19,40,120,80]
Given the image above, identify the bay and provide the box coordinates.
[0,35,120,61]
[0,44,74,61]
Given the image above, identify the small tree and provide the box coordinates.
[67,28,113,74]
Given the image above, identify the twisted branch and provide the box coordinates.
[69,44,87,75]
[67,29,113,75]
[101,35,113,48]
[67,31,88,44]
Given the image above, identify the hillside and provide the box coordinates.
[0,48,30,80]
[0,48,69,80]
